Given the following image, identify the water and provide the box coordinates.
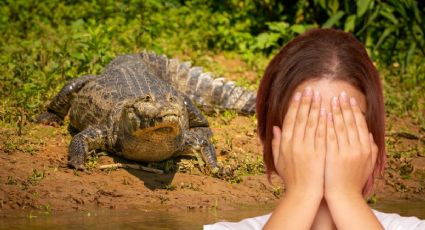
[0,204,274,230]
[370,199,425,219]
[1,201,424,229]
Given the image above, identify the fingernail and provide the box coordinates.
[331,96,339,107]
[313,91,320,102]
[350,97,357,106]
[304,87,312,96]
[340,91,348,101]
[320,108,326,116]
[293,92,302,101]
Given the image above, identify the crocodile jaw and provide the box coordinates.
[120,115,184,161]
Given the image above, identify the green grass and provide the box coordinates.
[84,153,99,170]
[6,176,18,185]
[27,168,45,186]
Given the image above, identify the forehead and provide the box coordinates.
[295,79,367,113]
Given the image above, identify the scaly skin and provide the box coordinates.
[37,52,257,171]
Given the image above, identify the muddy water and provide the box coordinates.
[370,199,425,219]
[1,201,424,229]
[0,206,272,230]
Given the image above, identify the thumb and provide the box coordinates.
[272,126,282,168]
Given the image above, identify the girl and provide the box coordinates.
[205,29,425,229]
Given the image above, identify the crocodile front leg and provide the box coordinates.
[68,127,108,169]
[182,127,218,170]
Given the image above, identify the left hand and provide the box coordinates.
[324,91,378,199]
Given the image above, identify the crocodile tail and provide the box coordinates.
[140,51,257,115]
[167,58,257,115]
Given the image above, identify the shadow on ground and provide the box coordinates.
[107,154,179,190]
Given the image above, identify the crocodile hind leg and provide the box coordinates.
[37,75,97,125]
[68,127,108,169]
[182,127,218,170]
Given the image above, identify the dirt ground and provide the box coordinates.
[0,111,424,217]
[0,115,279,215]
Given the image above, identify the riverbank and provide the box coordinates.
[1,113,424,216]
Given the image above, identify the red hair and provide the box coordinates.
[256,29,386,196]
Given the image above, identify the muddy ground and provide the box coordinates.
[0,115,279,215]
[0,110,424,217]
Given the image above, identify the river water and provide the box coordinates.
[0,201,424,229]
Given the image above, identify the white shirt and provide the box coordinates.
[204,210,425,230]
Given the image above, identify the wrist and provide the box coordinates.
[325,189,364,204]
[285,187,323,203]
[265,186,323,230]
[324,190,383,229]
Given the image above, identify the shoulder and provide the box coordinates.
[203,210,425,230]
[203,213,271,230]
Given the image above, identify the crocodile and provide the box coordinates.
[37,52,256,171]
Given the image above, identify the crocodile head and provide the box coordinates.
[118,92,188,161]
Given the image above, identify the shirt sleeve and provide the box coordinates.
[203,213,271,230]
[372,210,425,230]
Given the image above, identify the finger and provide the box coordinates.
[281,91,302,144]
[339,92,360,146]
[293,87,313,143]
[326,112,338,155]
[271,126,282,167]
[304,90,321,142]
[351,97,370,152]
[369,133,378,167]
[315,108,327,152]
[331,96,349,151]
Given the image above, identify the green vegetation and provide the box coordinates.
[272,186,283,199]
[217,153,265,183]
[0,1,424,183]
[27,168,45,186]
[6,176,18,185]
[367,194,378,204]
[84,152,99,170]
[163,184,177,191]
[40,203,53,216]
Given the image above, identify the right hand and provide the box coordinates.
[271,86,327,197]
